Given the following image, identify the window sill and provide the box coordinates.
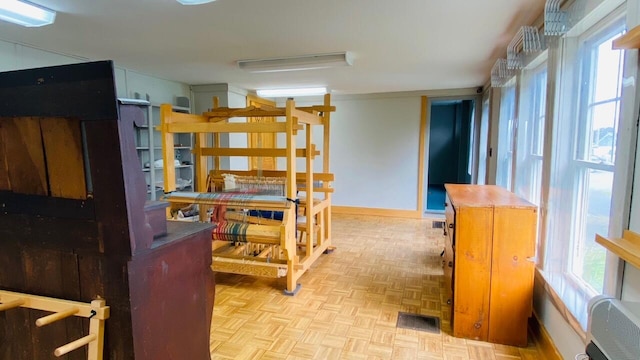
[535,268,588,343]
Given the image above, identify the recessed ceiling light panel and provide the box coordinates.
[176,0,216,5]
[238,52,353,73]
[256,87,328,98]
[0,0,56,27]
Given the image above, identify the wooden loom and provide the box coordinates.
[0,290,109,359]
[160,94,335,295]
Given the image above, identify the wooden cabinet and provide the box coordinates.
[443,184,537,347]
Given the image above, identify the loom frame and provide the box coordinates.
[159,94,335,294]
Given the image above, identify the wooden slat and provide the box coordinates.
[158,110,208,124]
[40,118,87,199]
[612,25,640,49]
[203,108,287,119]
[3,117,47,195]
[291,108,322,125]
[167,122,288,134]
[298,105,336,113]
[201,147,318,158]
[0,119,10,191]
[212,257,287,278]
[596,230,640,269]
[209,170,334,182]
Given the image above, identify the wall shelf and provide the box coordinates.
[595,230,640,269]
[612,25,640,49]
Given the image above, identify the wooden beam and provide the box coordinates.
[203,108,287,119]
[200,147,318,158]
[291,108,322,125]
[166,122,289,134]
[212,257,287,278]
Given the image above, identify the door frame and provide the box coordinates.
[418,94,483,215]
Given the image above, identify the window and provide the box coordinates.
[515,59,547,205]
[477,98,490,185]
[543,17,625,329]
[496,78,517,190]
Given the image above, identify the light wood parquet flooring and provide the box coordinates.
[210,214,544,359]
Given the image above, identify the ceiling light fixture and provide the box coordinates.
[176,0,216,5]
[238,52,353,73]
[0,0,56,27]
[256,87,328,98]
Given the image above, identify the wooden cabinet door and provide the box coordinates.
[488,206,536,346]
[452,206,493,341]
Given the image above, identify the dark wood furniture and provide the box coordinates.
[444,184,537,347]
[0,61,214,359]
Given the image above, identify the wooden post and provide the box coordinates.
[87,299,107,360]
[306,124,314,259]
[160,104,176,193]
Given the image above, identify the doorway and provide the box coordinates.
[425,99,474,212]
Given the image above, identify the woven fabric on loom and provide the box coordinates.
[193,191,288,207]
[234,175,286,196]
[211,221,250,242]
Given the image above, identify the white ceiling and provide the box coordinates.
[0,0,545,95]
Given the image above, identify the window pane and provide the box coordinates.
[572,169,612,292]
[587,101,618,164]
[477,100,489,185]
[496,80,516,189]
[515,61,546,205]
[593,37,624,102]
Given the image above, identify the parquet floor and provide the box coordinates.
[210,214,544,359]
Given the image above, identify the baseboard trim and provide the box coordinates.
[332,206,421,219]
[529,312,563,360]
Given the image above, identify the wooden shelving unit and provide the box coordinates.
[595,230,640,268]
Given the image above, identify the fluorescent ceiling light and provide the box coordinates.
[0,0,56,27]
[256,87,327,98]
[238,52,353,73]
[176,0,216,4]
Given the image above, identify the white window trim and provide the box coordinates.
[537,3,631,338]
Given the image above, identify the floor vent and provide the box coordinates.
[432,221,445,229]
[396,312,440,334]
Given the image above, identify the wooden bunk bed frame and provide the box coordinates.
[159,94,335,295]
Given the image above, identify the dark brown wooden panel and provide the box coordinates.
[0,61,118,122]
[128,224,214,360]
[0,119,10,191]
[3,117,47,195]
[0,308,33,360]
[41,117,87,200]
[0,191,95,220]
[0,214,100,252]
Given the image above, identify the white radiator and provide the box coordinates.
[587,295,640,360]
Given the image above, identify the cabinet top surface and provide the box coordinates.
[444,184,536,209]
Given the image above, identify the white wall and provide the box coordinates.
[275,94,422,210]
[330,95,421,210]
